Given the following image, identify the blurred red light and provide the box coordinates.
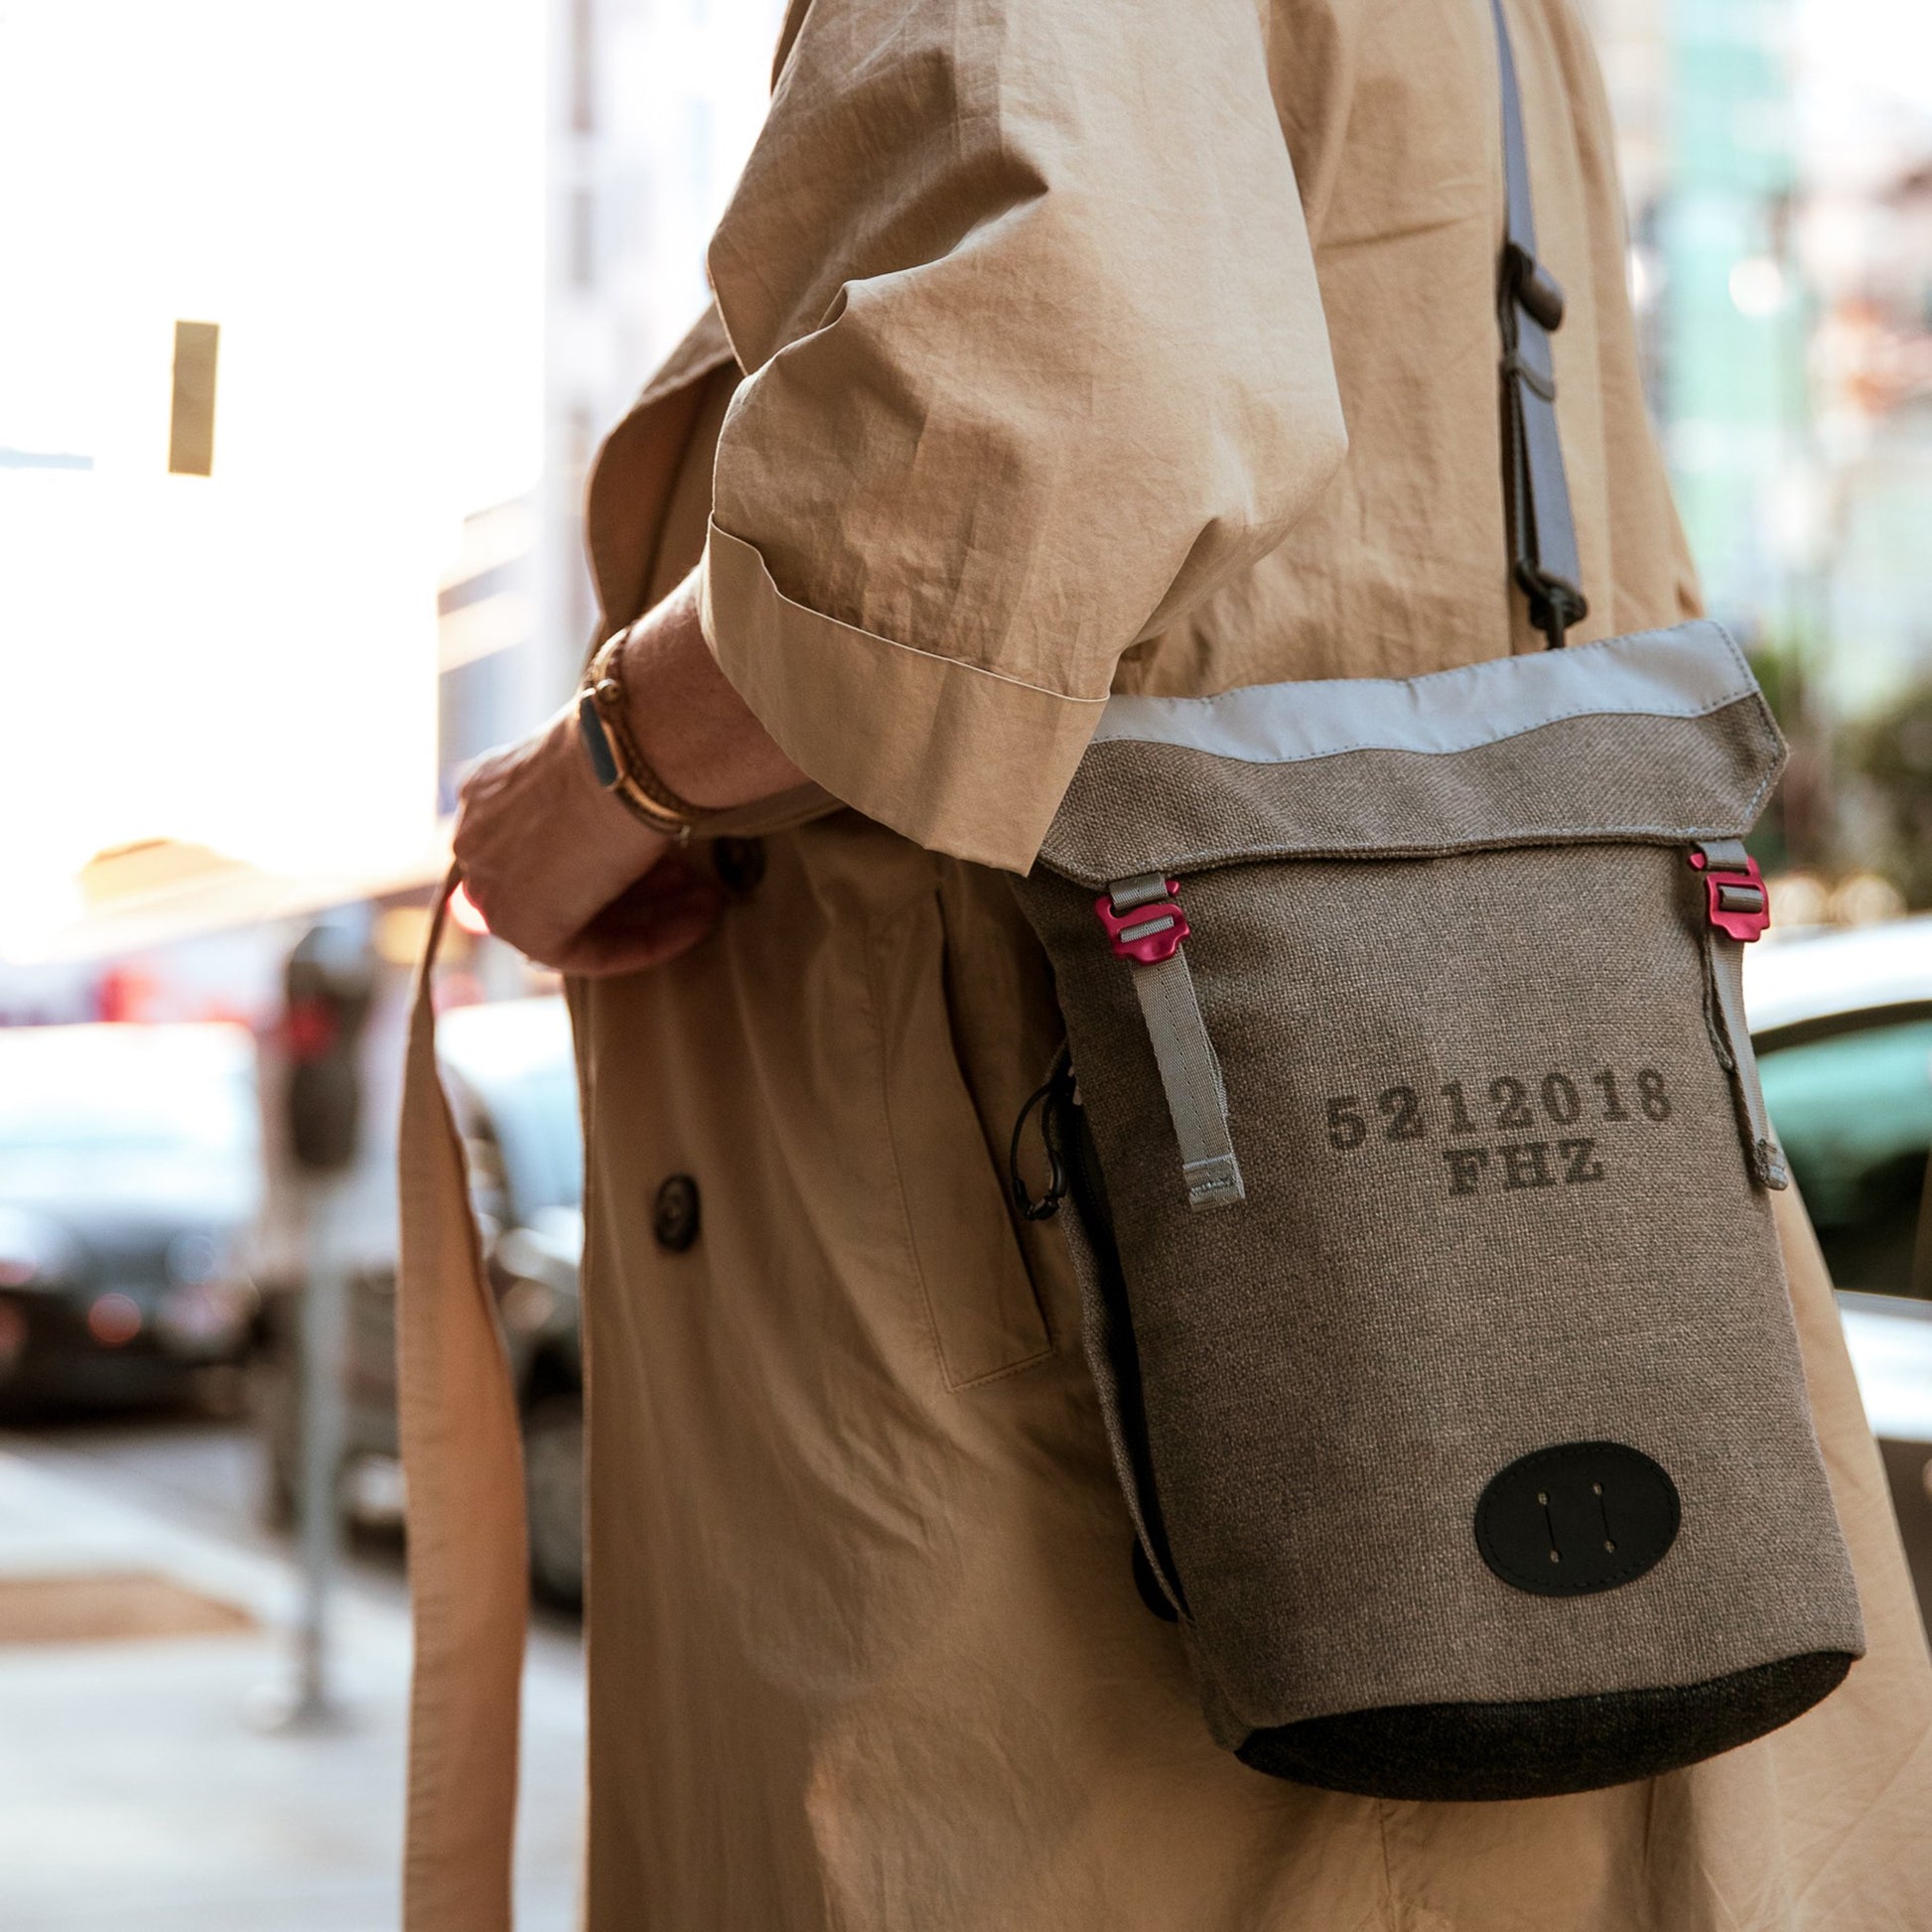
[450,882,490,936]
[87,1294,143,1348]
[283,998,340,1060]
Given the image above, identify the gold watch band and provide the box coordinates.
[579,630,708,842]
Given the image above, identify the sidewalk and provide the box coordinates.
[0,1440,584,1931]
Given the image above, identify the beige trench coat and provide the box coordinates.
[398,0,1932,1925]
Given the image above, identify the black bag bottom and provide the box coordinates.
[1236,1650,1856,1802]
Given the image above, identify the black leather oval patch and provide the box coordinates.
[1474,1442,1680,1597]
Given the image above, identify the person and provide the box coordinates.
[423,0,1932,1924]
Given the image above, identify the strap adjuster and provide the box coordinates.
[1690,847,1770,943]
[1095,879,1188,964]
[1505,241,1566,331]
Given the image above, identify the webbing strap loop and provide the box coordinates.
[1103,874,1245,1212]
[1702,927,1790,1191]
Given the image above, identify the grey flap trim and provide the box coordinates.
[1037,621,1785,886]
[1091,621,1754,765]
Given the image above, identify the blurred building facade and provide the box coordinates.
[1587,0,1932,897]
[436,0,782,780]
[440,3,784,780]
[537,0,782,701]
[438,499,540,813]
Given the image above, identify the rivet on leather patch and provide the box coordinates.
[1474,1442,1680,1596]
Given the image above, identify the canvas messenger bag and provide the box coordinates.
[1008,0,1863,1803]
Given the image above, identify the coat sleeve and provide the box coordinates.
[699,0,1347,872]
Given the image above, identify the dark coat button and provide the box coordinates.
[711,837,765,896]
[652,1174,701,1253]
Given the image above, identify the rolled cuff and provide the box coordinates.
[701,519,1108,873]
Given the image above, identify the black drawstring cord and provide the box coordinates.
[1009,1049,1072,1223]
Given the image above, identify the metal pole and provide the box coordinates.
[253,909,373,1734]
[254,1174,350,1732]
[294,1174,348,1719]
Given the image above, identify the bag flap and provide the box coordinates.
[1035,621,1785,888]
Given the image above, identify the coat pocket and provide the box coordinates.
[864,887,1054,1390]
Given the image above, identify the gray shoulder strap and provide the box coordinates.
[1491,0,1587,649]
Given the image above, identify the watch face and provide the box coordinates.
[577,692,621,788]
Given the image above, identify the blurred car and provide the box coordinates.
[443,995,585,1607]
[258,995,587,1605]
[1747,915,1932,1622]
[0,1022,263,1407]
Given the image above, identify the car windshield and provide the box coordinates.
[486,1057,583,1222]
[0,1025,262,1212]
[438,1000,582,1226]
[1759,1016,1932,1297]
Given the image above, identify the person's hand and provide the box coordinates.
[454,567,805,974]
[453,702,727,976]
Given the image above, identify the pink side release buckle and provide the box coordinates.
[1689,847,1771,943]
[1095,880,1189,964]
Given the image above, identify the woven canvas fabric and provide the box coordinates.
[1014,629,1863,1749]
[1040,698,1781,883]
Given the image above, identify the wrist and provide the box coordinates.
[615,575,808,810]
[562,706,672,860]
[577,630,712,841]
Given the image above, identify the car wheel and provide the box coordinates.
[523,1391,585,1610]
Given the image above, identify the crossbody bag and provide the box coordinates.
[1008,0,1863,1802]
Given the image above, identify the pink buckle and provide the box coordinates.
[1095,880,1188,964]
[1689,849,1771,942]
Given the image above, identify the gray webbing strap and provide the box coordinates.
[1491,0,1587,649]
[1706,936,1789,1190]
[1108,874,1245,1211]
[1701,921,1789,1192]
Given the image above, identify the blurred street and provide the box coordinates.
[0,1404,585,1931]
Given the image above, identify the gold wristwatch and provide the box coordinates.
[574,630,706,844]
